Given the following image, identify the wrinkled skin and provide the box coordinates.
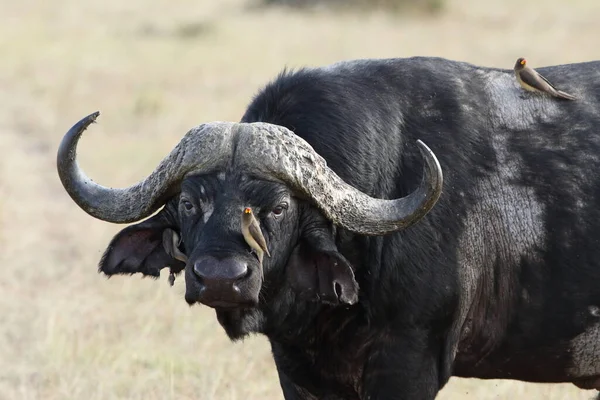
[62,56,600,399]
[100,172,360,340]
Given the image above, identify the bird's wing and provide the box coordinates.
[249,222,270,255]
[522,68,558,91]
[535,70,560,90]
[519,68,548,91]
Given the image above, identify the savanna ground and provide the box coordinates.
[1,0,599,398]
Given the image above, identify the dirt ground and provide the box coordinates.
[1,0,599,398]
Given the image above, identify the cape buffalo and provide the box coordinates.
[57,56,600,399]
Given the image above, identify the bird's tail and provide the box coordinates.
[556,90,577,101]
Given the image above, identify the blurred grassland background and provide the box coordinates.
[1,0,599,398]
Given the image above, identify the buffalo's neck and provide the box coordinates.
[266,301,373,397]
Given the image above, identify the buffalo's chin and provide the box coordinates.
[184,284,260,309]
[206,300,246,309]
[216,308,265,340]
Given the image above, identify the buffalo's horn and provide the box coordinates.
[233,123,443,236]
[57,114,443,235]
[56,112,236,223]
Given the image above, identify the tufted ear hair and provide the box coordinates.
[99,207,186,279]
[285,209,359,306]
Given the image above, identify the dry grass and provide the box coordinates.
[253,0,445,15]
[0,0,599,398]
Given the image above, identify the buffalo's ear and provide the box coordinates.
[99,211,186,278]
[286,243,358,305]
[285,210,358,305]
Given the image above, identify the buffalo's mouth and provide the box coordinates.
[184,283,259,309]
[186,298,245,310]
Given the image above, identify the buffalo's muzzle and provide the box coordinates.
[185,256,258,308]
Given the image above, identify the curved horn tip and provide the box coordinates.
[57,111,101,156]
[72,111,101,130]
[415,139,443,182]
[414,139,444,215]
[76,111,101,131]
[57,111,100,173]
[415,139,435,163]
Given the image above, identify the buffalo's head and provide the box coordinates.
[57,112,443,337]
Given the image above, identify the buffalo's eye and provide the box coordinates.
[181,199,195,212]
[272,202,288,217]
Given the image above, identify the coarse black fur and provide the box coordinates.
[95,57,600,399]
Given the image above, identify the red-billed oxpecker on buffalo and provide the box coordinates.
[57,56,600,400]
[514,57,577,100]
[241,207,271,266]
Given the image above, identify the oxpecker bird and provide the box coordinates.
[514,57,577,100]
[241,207,271,265]
[162,228,187,286]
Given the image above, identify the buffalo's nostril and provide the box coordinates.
[235,263,249,280]
[193,260,205,279]
[239,266,251,281]
[232,267,252,294]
